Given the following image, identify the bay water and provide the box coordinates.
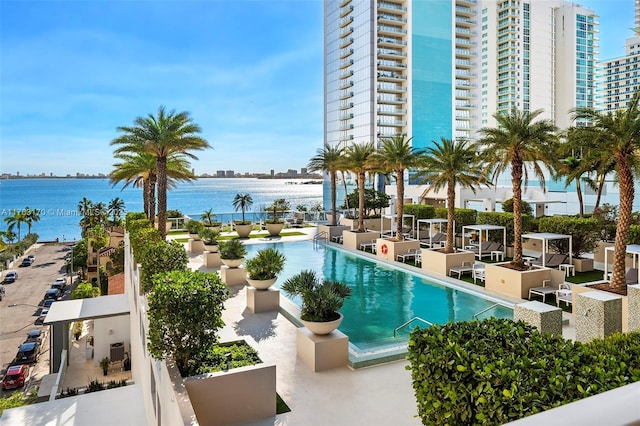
[0,178,323,242]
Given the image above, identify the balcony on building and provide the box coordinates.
[455,5,474,17]
[378,60,406,71]
[377,37,407,48]
[340,16,354,28]
[455,48,473,59]
[378,2,407,15]
[377,119,407,127]
[455,101,474,110]
[455,16,475,27]
[457,0,477,7]
[339,80,354,90]
[455,37,474,48]
[340,37,354,49]
[377,13,407,26]
[455,79,473,89]
[455,89,472,100]
[377,107,407,116]
[377,71,406,83]
[377,96,406,105]
[377,84,406,94]
[455,59,473,69]
[339,91,354,100]
[339,102,354,110]
[340,113,354,121]
[340,26,354,39]
[377,25,407,36]
[340,69,354,80]
[340,135,355,143]
[339,123,355,131]
[340,5,354,18]
[339,0,351,7]
[340,48,354,59]
[377,49,407,60]
[339,59,354,69]
[456,27,476,36]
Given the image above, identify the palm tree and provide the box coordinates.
[572,91,640,289]
[557,156,585,217]
[24,207,40,235]
[108,198,125,225]
[1,229,17,244]
[478,109,558,265]
[344,142,376,232]
[417,138,488,253]
[4,210,27,241]
[111,106,210,239]
[369,134,423,241]
[308,144,345,226]
[232,193,253,223]
[200,208,216,226]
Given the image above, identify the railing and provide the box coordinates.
[473,303,500,319]
[313,231,328,247]
[394,317,433,337]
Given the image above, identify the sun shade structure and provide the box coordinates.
[603,244,640,282]
[381,213,415,238]
[462,224,507,258]
[521,232,573,267]
[416,218,454,241]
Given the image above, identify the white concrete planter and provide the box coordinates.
[234,223,253,238]
[265,222,284,236]
[246,276,277,290]
[485,263,552,299]
[572,257,594,272]
[422,249,475,276]
[301,313,343,335]
[375,238,419,262]
[221,258,244,268]
[204,244,218,253]
[343,230,380,251]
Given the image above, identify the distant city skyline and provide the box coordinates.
[0,0,634,176]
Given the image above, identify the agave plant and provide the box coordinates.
[281,270,351,322]
[218,239,247,260]
[245,248,286,280]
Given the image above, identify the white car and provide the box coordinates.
[52,278,66,289]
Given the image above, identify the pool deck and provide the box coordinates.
[176,226,576,425]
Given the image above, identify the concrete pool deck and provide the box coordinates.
[174,225,576,425]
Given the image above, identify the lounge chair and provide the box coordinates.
[473,263,486,284]
[528,270,566,302]
[419,232,446,248]
[467,241,504,260]
[397,248,419,262]
[556,283,573,307]
[449,261,474,279]
[530,253,569,269]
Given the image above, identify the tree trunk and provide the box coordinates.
[511,157,524,264]
[330,172,337,226]
[396,168,405,241]
[576,180,584,217]
[143,179,150,220]
[610,156,634,289]
[149,176,157,228]
[594,173,605,211]
[357,171,365,232]
[157,156,167,240]
[445,179,455,253]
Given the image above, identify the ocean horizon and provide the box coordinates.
[0,178,324,242]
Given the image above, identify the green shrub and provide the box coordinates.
[434,208,476,234]
[125,212,147,225]
[196,341,262,374]
[139,240,188,293]
[501,198,533,216]
[125,218,153,234]
[407,318,640,425]
[129,227,162,263]
[538,216,600,258]
[628,225,640,245]
[476,211,532,245]
[403,204,435,219]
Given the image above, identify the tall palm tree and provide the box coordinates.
[4,210,27,241]
[478,109,558,265]
[369,134,422,241]
[417,138,488,253]
[572,91,640,289]
[111,106,210,239]
[24,207,40,235]
[308,143,345,226]
[108,197,125,225]
[232,193,253,223]
[557,156,585,217]
[344,142,376,232]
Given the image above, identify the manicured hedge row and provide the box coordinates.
[407,318,640,425]
[538,216,600,258]
[628,224,640,244]
[403,204,436,219]
[434,208,477,234]
[477,211,532,244]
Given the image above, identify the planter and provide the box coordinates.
[234,223,253,238]
[422,249,475,276]
[265,222,284,236]
[221,258,244,268]
[189,233,200,240]
[204,244,219,253]
[206,225,221,233]
[573,284,629,332]
[375,238,419,262]
[301,313,343,335]
[572,257,594,272]
[246,277,277,290]
[317,224,350,241]
[485,263,552,299]
[342,230,380,251]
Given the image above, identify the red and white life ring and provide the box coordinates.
[380,244,388,254]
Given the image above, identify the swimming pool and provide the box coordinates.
[244,241,513,361]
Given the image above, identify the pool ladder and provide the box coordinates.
[473,303,500,319]
[394,317,433,337]
[313,231,328,247]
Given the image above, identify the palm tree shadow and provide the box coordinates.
[232,309,278,342]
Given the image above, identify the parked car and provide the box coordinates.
[25,329,43,344]
[42,299,55,309]
[14,341,41,364]
[35,309,49,325]
[44,288,62,300]
[20,258,32,267]
[53,277,66,286]
[27,255,35,264]
[2,364,29,390]
[3,271,18,283]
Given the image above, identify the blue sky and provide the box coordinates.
[0,0,634,176]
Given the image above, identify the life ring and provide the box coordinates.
[381,244,388,254]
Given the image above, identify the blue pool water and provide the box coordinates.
[245,241,513,355]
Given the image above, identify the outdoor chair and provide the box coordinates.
[472,263,486,284]
[397,248,419,263]
[529,280,560,303]
[449,261,474,279]
[556,283,573,307]
[467,242,504,260]
[415,250,422,266]
[420,232,446,248]
[530,253,568,269]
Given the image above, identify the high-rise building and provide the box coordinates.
[598,1,640,112]
[323,0,598,213]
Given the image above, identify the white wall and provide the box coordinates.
[93,315,130,367]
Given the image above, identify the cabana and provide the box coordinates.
[461,224,507,259]
[416,218,454,246]
[521,232,573,268]
[603,244,640,282]
[381,213,415,239]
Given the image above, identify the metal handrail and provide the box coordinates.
[394,316,433,337]
[473,303,499,319]
[313,231,328,246]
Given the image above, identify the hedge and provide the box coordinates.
[407,318,640,425]
[403,204,436,219]
[476,211,532,245]
[538,216,600,258]
[629,225,640,245]
[434,208,477,234]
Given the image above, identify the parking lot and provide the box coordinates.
[0,243,73,396]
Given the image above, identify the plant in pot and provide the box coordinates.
[232,193,254,238]
[219,239,248,268]
[245,248,286,290]
[264,198,290,236]
[281,270,352,335]
[200,209,222,231]
[185,219,204,239]
[199,227,220,252]
[100,356,110,376]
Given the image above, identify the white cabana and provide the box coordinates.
[603,244,640,281]
[521,232,573,267]
[416,218,454,241]
[381,213,415,239]
[461,224,507,258]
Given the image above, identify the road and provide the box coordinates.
[0,243,73,397]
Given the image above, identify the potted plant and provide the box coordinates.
[245,248,286,290]
[185,220,204,239]
[73,321,83,341]
[199,228,220,252]
[232,193,254,238]
[264,198,290,236]
[219,239,248,268]
[281,270,352,335]
[100,356,110,376]
[201,209,222,231]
